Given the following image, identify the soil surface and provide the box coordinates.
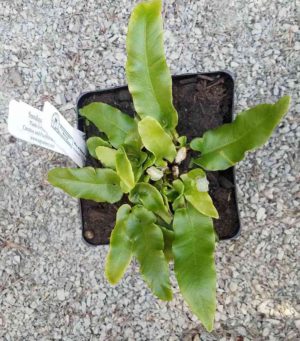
[77,72,240,245]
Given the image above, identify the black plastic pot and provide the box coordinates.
[77,72,241,245]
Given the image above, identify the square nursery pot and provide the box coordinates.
[77,72,241,245]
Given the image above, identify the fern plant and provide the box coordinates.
[48,0,290,331]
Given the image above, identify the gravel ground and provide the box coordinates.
[0,0,299,340]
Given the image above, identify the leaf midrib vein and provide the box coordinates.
[99,113,132,136]
[186,209,199,275]
[143,14,161,114]
[202,111,273,155]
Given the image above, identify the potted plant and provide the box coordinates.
[48,0,290,332]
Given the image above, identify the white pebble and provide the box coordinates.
[256,207,266,221]
[57,289,66,301]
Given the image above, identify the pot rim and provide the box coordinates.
[76,71,241,245]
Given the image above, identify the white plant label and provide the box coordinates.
[42,102,86,167]
[8,100,87,167]
[8,100,65,155]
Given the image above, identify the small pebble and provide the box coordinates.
[57,289,66,301]
[256,207,266,221]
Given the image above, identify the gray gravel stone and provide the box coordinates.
[0,0,299,340]
[9,68,23,87]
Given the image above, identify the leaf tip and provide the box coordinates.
[104,268,119,286]
[204,321,214,333]
[158,287,173,301]
[165,291,173,301]
[277,95,291,113]
[213,211,219,219]
[47,168,58,184]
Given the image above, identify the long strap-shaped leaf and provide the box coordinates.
[184,191,219,219]
[95,146,117,169]
[105,205,133,284]
[181,171,219,218]
[80,102,136,148]
[126,0,178,131]
[173,203,216,332]
[129,183,172,223]
[48,167,123,203]
[86,136,111,159]
[194,96,290,170]
[138,116,176,166]
[116,147,135,193]
[126,206,173,301]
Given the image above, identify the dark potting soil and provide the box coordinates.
[77,72,240,245]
